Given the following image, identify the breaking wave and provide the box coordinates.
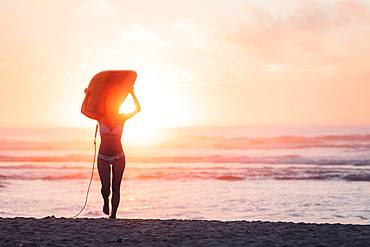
[1,154,370,166]
[1,163,370,182]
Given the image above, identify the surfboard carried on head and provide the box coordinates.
[85,70,137,114]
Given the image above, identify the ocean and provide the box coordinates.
[1,125,370,224]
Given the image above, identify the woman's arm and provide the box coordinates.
[122,88,141,120]
[81,88,101,120]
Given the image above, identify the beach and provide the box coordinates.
[1,217,370,246]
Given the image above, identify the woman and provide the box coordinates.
[81,88,140,219]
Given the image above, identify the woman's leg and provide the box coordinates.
[97,158,111,215]
[110,155,126,219]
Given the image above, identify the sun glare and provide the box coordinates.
[119,91,176,146]
[121,123,167,147]
[119,93,137,114]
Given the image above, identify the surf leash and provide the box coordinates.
[71,124,99,218]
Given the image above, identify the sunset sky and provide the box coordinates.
[1,0,370,128]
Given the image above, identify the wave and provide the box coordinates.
[175,134,370,150]
[116,165,370,182]
[2,164,370,182]
[131,155,370,166]
[0,140,93,151]
[1,153,370,166]
[2,133,370,150]
[0,154,93,162]
[0,167,95,181]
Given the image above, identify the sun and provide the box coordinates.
[118,89,181,146]
[120,82,194,121]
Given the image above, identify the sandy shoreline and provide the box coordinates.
[1,217,370,246]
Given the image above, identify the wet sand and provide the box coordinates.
[1,217,370,246]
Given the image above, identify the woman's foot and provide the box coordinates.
[109,214,116,219]
[103,200,109,215]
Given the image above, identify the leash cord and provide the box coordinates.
[71,124,99,218]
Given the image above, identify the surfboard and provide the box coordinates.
[85,70,137,114]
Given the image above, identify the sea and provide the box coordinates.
[1,125,370,224]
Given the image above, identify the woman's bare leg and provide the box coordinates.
[97,158,111,215]
[110,155,126,219]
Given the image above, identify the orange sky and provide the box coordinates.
[1,0,370,128]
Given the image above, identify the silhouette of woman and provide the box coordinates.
[81,88,140,219]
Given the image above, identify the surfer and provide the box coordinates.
[81,88,141,219]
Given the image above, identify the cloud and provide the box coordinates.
[73,0,118,19]
[114,24,173,50]
[334,0,370,26]
[226,0,370,69]
[232,3,329,60]
[263,64,303,73]
[171,20,212,49]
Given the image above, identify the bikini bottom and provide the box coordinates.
[98,152,125,164]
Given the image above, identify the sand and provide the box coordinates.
[1,217,370,246]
